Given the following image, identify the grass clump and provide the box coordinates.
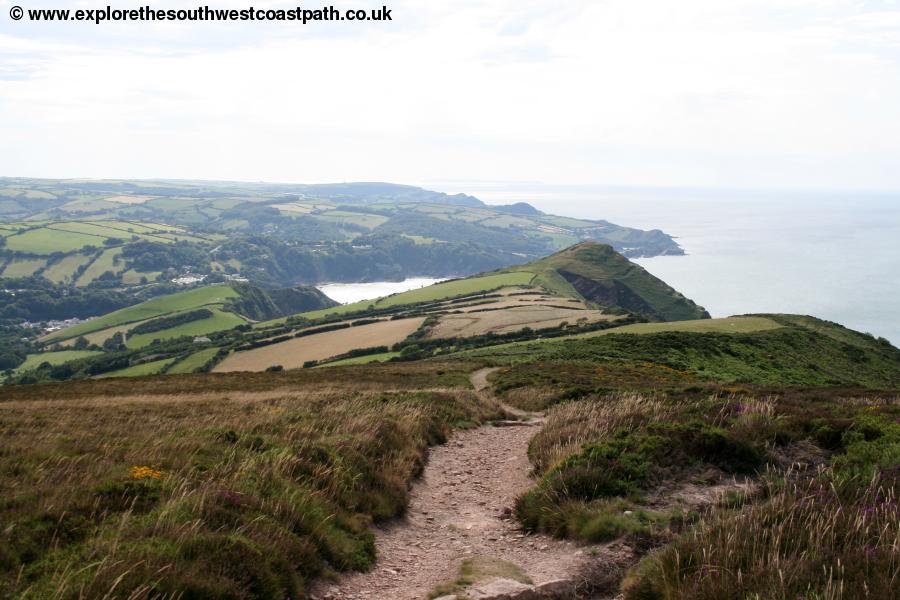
[509,374,900,597]
[428,555,532,599]
[622,470,900,600]
[516,420,764,539]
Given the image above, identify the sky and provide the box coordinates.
[2,0,900,190]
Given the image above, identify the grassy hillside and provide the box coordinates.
[504,242,710,321]
[2,282,334,380]
[469,314,900,388]
[43,285,243,341]
[0,363,497,598]
[41,283,336,346]
[503,376,900,599]
[13,244,896,390]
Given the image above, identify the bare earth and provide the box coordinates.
[312,369,593,600]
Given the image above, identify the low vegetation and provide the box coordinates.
[0,362,501,599]
[428,556,532,599]
[465,319,900,388]
[492,360,900,598]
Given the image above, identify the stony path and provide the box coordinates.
[311,369,591,600]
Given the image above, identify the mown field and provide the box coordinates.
[256,272,538,327]
[428,305,615,338]
[0,362,497,599]
[576,315,783,337]
[216,318,425,372]
[375,272,536,308]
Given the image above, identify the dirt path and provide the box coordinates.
[312,368,591,600]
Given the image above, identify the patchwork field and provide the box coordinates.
[125,308,246,349]
[14,350,103,374]
[575,315,784,338]
[215,317,426,372]
[96,357,178,378]
[0,258,46,278]
[0,220,208,255]
[167,347,220,374]
[44,285,241,341]
[257,272,539,327]
[75,248,123,286]
[42,253,95,284]
[376,272,535,308]
[455,316,785,357]
[428,305,616,338]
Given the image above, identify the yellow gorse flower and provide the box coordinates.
[130,466,163,480]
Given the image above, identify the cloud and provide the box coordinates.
[0,0,899,189]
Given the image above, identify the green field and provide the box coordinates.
[376,272,535,308]
[257,271,537,328]
[257,272,538,328]
[75,248,123,286]
[4,228,100,254]
[42,253,95,284]
[1,258,46,278]
[456,316,784,356]
[0,220,198,256]
[14,350,103,374]
[125,309,246,349]
[45,285,241,341]
[167,348,220,374]
[321,351,400,367]
[96,357,177,378]
[315,210,389,229]
[576,316,783,338]
[120,269,161,285]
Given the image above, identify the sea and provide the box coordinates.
[428,183,900,347]
[317,278,447,305]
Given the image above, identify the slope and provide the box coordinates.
[504,241,710,321]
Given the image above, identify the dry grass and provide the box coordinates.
[528,393,687,473]
[505,372,900,597]
[0,361,477,403]
[103,195,156,204]
[0,362,502,599]
[429,305,613,339]
[215,317,425,372]
[623,469,900,599]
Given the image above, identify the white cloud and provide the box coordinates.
[1,0,899,189]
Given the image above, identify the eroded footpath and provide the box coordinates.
[311,369,615,600]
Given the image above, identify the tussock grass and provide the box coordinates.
[623,469,900,599]
[507,373,900,597]
[527,393,687,473]
[0,363,501,598]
